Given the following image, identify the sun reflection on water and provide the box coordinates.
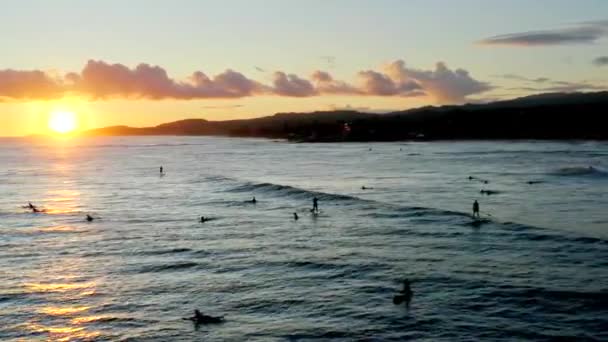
[39,306,91,316]
[25,282,96,294]
[25,322,101,342]
[41,189,82,215]
[24,278,102,340]
[38,225,79,233]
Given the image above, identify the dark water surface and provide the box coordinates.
[0,137,607,341]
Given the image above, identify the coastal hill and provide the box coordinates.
[84,91,608,141]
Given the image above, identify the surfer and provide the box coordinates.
[160,166,164,174]
[473,200,480,218]
[293,212,299,221]
[186,310,224,324]
[393,279,413,307]
[86,214,94,222]
[200,216,207,223]
[401,279,413,307]
[312,197,319,213]
[251,197,257,204]
[26,203,41,213]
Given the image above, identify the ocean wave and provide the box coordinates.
[134,248,192,256]
[74,142,212,150]
[131,262,199,274]
[227,181,357,202]
[480,286,608,312]
[220,178,608,245]
[550,166,607,177]
[436,149,604,156]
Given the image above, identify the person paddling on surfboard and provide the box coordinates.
[186,309,224,324]
[473,200,480,218]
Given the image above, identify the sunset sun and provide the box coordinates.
[48,111,77,134]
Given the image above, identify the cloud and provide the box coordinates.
[497,72,607,93]
[0,69,64,99]
[542,80,606,92]
[382,60,492,103]
[0,59,490,103]
[271,71,316,97]
[497,74,549,83]
[478,20,608,47]
[326,104,396,113]
[508,80,606,93]
[200,104,244,109]
[79,60,269,99]
[593,56,608,67]
[311,70,361,95]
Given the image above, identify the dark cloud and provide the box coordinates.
[593,56,608,67]
[478,21,608,47]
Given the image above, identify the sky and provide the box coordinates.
[0,0,607,136]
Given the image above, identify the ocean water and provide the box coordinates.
[0,136,607,341]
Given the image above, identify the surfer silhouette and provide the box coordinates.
[86,214,94,222]
[293,212,299,220]
[186,310,224,324]
[473,200,480,218]
[312,197,319,213]
[27,202,39,212]
[26,202,41,213]
[393,279,413,308]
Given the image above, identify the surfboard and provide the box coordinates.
[470,218,490,227]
